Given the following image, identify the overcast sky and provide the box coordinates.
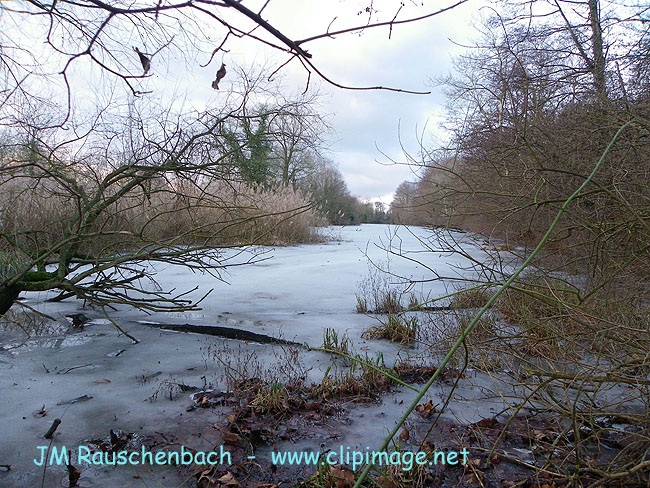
[4,0,479,203]
[189,0,480,203]
[249,1,477,202]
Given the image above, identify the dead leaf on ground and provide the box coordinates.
[462,467,484,484]
[399,427,410,441]
[415,400,438,418]
[94,379,111,384]
[473,416,499,429]
[223,432,242,444]
[531,428,552,442]
[197,468,217,485]
[329,465,354,488]
[217,471,241,487]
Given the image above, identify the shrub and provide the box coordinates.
[250,382,290,414]
[449,287,492,309]
[311,352,394,400]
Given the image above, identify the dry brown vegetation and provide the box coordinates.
[362,314,419,344]
[386,5,650,485]
[0,172,323,255]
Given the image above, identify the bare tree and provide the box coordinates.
[0,78,319,318]
[211,79,330,188]
[489,0,650,102]
[268,92,330,188]
[371,6,650,485]
[301,157,360,225]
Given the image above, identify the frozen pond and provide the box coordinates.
[118,225,492,343]
[0,224,508,487]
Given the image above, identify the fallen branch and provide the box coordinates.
[44,419,62,439]
[145,322,300,345]
[56,395,93,406]
[58,364,94,375]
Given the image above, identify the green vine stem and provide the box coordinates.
[352,120,632,488]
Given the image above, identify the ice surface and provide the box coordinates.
[0,224,504,486]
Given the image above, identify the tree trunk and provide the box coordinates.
[589,0,607,100]
[0,286,20,317]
